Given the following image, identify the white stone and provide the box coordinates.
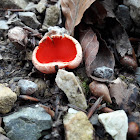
[0,20,9,30]
[124,0,140,26]
[98,110,128,140]
[36,0,46,13]
[55,69,87,110]
[63,111,94,140]
[68,108,78,114]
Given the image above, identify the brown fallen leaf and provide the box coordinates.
[79,26,99,76]
[89,32,115,81]
[109,78,139,112]
[60,0,96,35]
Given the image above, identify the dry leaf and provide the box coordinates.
[83,1,107,25]
[79,26,99,77]
[109,78,139,112]
[100,0,133,57]
[61,0,96,35]
[89,32,115,81]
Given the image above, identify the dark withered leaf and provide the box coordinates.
[83,1,107,25]
[89,32,115,82]
[100,0,133,57]
[79,26,99,78]
[109,78,139,112]
[83,0,133,57]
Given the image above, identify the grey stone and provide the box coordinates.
[124,0,140,27]
[55,69,87,110]
[63,111,94,140]
[42,5,60,29]
[0,84,17,114]
[93,66,113,79]
[0,0,28,9]
[36,0,46,13]
[18,79,38,95]
[116,5,132,30]
[18,12,41,29]
[98,110,128,140]
[3,105,52,140]
[90,114,100,126]
[0,20,9,30]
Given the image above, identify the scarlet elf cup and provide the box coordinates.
[32,34,82,74]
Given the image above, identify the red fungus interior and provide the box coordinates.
[36,36,77,63]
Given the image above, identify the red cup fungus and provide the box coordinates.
[32,34,82,74]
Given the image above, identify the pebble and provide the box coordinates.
[0,20,9,30]
[90,114,100,126]
[124,0,140,27]
[34,78,47,97]
[36,0,46,13]
[0,84,17,114]
[0,134,10,140]
[98,110,128,140]
[93,66,113,79]
[42,5,60,29]
[18,79,38,95]
[116,5,132,30]
[55,69,87,110]
[3,105,52,140]
[63,110,94,140]
[25,2,37,11]
[18,12,41,29]
[0,0,28,9]
[45,26,69,36]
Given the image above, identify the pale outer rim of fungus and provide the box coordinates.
[32,34,82,74]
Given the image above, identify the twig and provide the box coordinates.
[87,96,103,119]
[39,104,55,118]
[19,95,40,102]
[0,8,24,12]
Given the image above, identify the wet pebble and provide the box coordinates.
[93,66,113,79]
[18,79,38,95]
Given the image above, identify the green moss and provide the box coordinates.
[82,81,89,94]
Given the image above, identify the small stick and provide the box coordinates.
[0,8,24,12]
[100,107,114,113]
[19,95,40,102]
[87,96,103,119]
[39,104,55,118]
